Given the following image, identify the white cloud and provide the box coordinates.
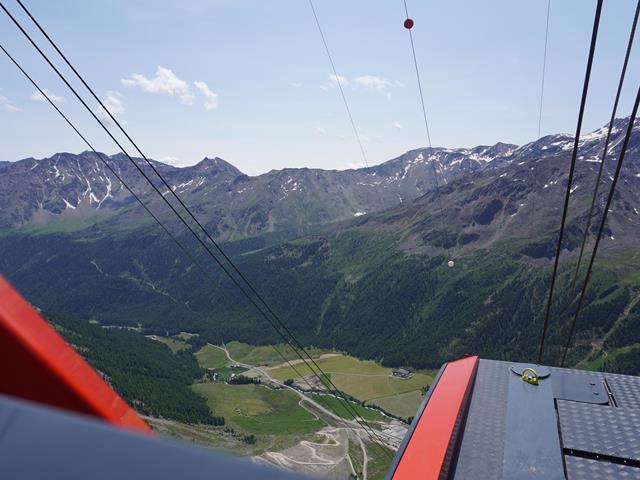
[321,74,349,91]
[345,162,364,170]
[31,89,65,104]
[393,121,403,130]
[355,75,393,92]
[328,74,349,87]
[122,66,194,104]
[0,95,21,112]
[161,156,184,166]
[95,91,125,124]
[193,80,218,110]
[320,74,402,98]
[314,126,326,135]
[289,82,303,88]
[354,75,402,99]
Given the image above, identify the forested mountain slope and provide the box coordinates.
[2,118,640,372]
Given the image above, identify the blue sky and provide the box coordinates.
[1,0,639,174]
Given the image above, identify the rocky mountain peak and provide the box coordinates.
[191,157,243,177]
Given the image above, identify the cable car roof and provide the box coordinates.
[387,355,640,479]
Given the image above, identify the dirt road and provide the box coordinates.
[210,343,409,478]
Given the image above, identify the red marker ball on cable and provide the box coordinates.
[404,18,414,29]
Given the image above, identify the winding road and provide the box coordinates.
[209,343,384,478]
[210,344,365,431]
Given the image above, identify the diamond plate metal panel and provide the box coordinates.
[607,376,640,410]
[550,367,640,410]
[453,359,508,480]
[558,400,640,461]
[565,456,640,479]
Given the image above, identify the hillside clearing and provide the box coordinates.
[192,382,325,437]
[369,391,424,420]
[146,335,189,353]
[308,393,386,422]
[267,353,433,419]
[225,341,330,367]
[195,344,231,369]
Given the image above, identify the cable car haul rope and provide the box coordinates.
[1,0,395,456]
[401,0,453,267]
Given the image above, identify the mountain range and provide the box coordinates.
[0,142,518,235]
[2,117,640,372]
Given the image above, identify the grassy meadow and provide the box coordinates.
[192,382,324,437]
[267,353,433,418]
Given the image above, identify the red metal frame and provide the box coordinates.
[391,355,478,480]
[0,276,151,433]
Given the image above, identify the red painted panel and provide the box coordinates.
[0,276,151,433]
[392,356,478,480]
